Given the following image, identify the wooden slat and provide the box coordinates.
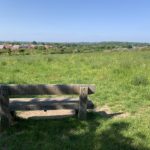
[9,98,94,111]
[0,84,95,96]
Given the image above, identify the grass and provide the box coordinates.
[0,50,150,150]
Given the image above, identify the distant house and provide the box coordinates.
[44,45,53,49]
[4,44,13,49]
[44,45,49,49]
[19,45,29,49]
[0,45,5,50]
[11,45,20,51]
[49,45,53,48]
[29,44,37,49]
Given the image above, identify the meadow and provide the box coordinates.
[0,50,150,150]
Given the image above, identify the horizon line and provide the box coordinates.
[0,40,150,44]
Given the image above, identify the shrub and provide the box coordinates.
[1,61,8,66]
[19,49,25,54]
[47,57,53,62]
[145,92,150,100]
[131,75,149,86]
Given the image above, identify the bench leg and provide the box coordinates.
[10,111,17,121]
[0,95,11,132]
[78,87,88,120]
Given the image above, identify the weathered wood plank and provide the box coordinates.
[9,98,94,111]
[78,87,88,120]
[0,84,95,96]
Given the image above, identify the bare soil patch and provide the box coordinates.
[16,109,75,119]
[14,105,129,120]
[94,105,130,119]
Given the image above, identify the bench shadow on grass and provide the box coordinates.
[0,83,149,149]
[1,112,149,150]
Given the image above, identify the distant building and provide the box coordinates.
[44,45,53,49]
[19,45,29,49]
[4,44,13,49]
[0,45,5,50]
[44,45,49,49]
[1,44,53,51]
[49,45,53,48]
[11,45,20,50]
[29,44,37,49]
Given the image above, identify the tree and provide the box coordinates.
[32,41,37,45]
[127,45,133,49]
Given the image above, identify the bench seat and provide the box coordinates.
[0,84,96,131]
[10,98,94,111]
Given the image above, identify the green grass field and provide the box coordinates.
[0,50,150,150]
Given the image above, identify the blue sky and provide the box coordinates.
[0,0,150,42]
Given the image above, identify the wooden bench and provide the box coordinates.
[0,84,95,131]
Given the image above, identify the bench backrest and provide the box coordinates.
[0,84,95,96]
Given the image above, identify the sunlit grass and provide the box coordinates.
[0,50,150,150]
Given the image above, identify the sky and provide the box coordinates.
[0,0,150,42]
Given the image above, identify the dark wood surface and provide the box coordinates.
[0,95,11,131]
[9,98,94,111]
[0,84,95,96]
